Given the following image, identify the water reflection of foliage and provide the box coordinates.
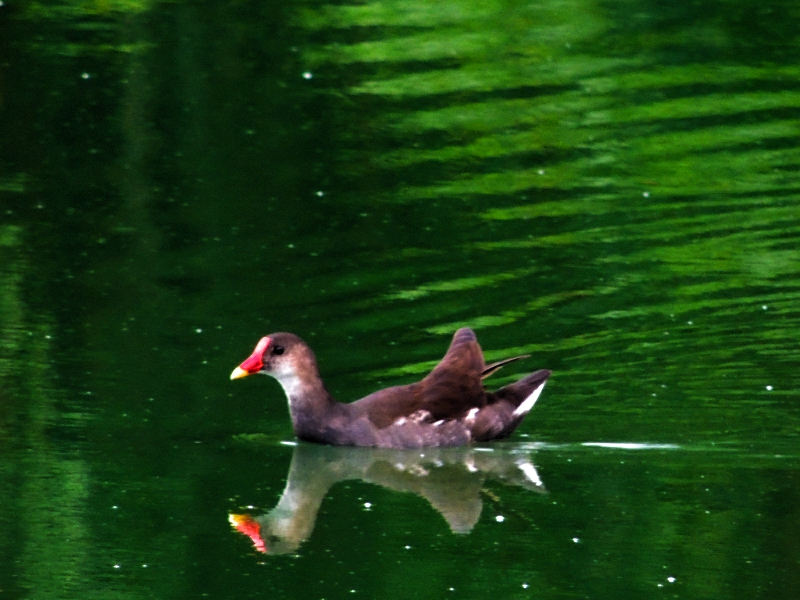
[0,226,93,598]
[296,0,800,445]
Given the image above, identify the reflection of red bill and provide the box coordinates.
[229,513,266,553]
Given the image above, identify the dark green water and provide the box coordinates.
[1,0,799,598]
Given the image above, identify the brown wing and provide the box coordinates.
[414,328,488,419]
[482,354,530,379]
[347,328,488,428]
[344,381,422,429]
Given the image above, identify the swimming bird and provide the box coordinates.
[230,328,550,448]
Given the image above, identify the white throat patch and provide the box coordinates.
[276,373,304,400]
[268,362,305,401]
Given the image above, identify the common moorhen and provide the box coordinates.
[230,328,550,448]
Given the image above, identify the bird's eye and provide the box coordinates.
[272,345,285,356]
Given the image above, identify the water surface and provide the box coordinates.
[1,0,799,598]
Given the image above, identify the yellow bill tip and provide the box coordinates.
[230,366,251,380]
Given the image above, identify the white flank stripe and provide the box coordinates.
[512,381,546,417]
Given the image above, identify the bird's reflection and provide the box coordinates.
[229,442,546,554]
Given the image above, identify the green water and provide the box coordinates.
[1,0,799,598]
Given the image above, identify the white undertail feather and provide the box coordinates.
[512,381,547,417]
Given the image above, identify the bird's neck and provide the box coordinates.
[272,369,339,435]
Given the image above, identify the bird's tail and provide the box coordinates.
[496,369,551,415]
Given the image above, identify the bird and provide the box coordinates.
[230,328,550,448]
